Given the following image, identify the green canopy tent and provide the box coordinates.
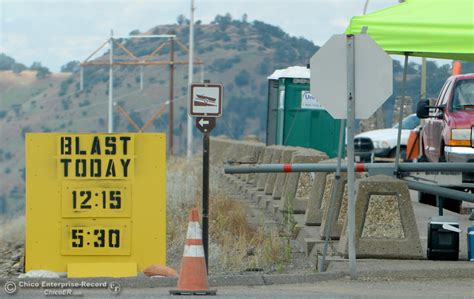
[345,0,474,165]
[346,0,474,61]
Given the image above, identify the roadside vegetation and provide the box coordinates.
[166,157,294,273]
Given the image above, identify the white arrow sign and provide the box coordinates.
[199,118,209,127]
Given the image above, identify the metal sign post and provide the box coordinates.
[346,35,357,279]
[202,131,210,270]
[189,81,223,272]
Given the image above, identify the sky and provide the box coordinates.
[1,0,406,71]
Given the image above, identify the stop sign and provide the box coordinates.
[310,34,393,119]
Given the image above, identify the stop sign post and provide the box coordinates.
[310,34,393,278]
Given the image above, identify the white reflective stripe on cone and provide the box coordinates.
[183,245,205,257]
[186,222,202,240]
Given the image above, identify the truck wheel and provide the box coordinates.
[418,191,436,205]
[442,198,462,214]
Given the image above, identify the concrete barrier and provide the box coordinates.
[272,148,298,199]
[279,149,327,214]
[318,173,366,240]
[210,138,232,165]
[246,144,265,185]
[337,175,424,259]
[304,172,328,226]
[264,148,284,195]
[256,147,274,191]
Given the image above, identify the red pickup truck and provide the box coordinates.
[416,73,474,212]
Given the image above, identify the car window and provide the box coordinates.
[441,80,454,106]
[452,79,474,111]
[435,80,450,106]
[393,114,420,130]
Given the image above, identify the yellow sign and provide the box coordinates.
[25,133,166,277]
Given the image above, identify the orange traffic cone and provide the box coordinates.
[170,208,216,295]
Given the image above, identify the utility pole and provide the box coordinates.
[140,65,144,90]
[80,66,84,91]
[81,33,203,146]
[187,0,195,159]
[421,58,427,100]
[169,37,175,155]
[109,29,114,133]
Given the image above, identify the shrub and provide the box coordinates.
[60,61,80,73]
[234,70,250,86]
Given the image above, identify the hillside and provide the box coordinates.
[0,16,318,213]
[1,14,473,215]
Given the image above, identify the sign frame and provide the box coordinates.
[189,83,223,118]
[25,133,167,277]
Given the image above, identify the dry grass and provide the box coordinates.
[167,157,290,273]
[207,196,284,272]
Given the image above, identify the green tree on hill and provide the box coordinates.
[0,53,27,73]
[60,60,80,73]
[30,61,51,79]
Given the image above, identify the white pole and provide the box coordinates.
[140,65,144,91]
[346,34,357,279]
[187,0,195,158]
[200,64,204,82]
[80,66,84,91]
[363,0,369,14]
[108,30,114,133]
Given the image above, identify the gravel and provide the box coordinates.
[0,241,24,278]
[296,173,313,199]
[361,195,405,239]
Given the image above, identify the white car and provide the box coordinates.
[354,114,420,161]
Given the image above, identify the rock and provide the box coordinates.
[143,264,178,277]
[19,270,60,279]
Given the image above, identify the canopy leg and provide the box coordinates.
[395,54,409,172]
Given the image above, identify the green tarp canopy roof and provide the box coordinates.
[346,0,474,61]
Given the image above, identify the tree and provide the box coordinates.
[60,60,80,73]
[30,61,51,79]
[30,61,43,70]
[234,70,250,86]
[12,63,27,73]
[0,53,15,70]
[213,13,232,30]
[177,14,187,26]
[36,66,51,79]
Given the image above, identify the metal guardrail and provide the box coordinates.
[224,162,474,203]
[224,162,474,174]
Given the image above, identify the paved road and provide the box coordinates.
[3,277,473,298]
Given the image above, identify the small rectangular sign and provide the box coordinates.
[301,91,322,109]
[189,83,223,117]
[61,219,131,256]
[61,182,131,218]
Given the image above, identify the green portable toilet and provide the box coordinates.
[266,66,342,158]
